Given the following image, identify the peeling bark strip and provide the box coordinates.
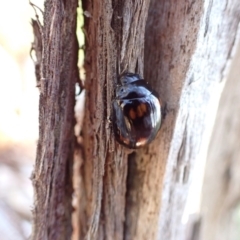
[31,19,42,87]
[31,0,79,239]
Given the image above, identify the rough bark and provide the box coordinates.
[78,0,240,240]
[80,1,151,239]
[200,42,240,240]
[31,0,79,239]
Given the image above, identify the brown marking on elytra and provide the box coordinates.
[136,103,147,117]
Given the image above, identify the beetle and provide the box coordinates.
[112,72,161,149]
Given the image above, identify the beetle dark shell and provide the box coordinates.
[112,72,161,149]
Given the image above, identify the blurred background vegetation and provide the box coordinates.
[0,1,41,239]
[0,1,84,239]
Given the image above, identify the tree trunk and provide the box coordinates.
[79,0,240,240]
[31,0,78,239]
[79,1,152,239]
[31,0,240,239]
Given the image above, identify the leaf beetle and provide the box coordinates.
[112,72,161,149]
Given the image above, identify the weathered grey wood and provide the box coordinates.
[154,1,240,240]
[31,0,78,239]
[200,42,240,240]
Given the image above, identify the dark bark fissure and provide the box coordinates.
[124,152,142,240]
